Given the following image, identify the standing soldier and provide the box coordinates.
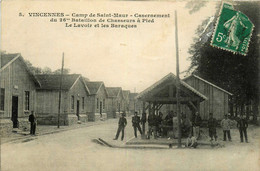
[221,114,232,141]
[113,112,127,141]
[182,114,192,138]
[147,112,157,139]
[28,111,37,135]
[141,113,147,127]
[141,112,147,137]
[172,112,178,138]
[132,112,143,138]
[157,112,163,137]
[208,113,218,141]
[192,112,202,139]
[237,114,248,143]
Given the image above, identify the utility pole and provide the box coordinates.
[175,10,182,148]
[134,87,136,112]
[58,53,64,128]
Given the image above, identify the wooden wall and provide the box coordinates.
[36,90,62,114]
[184,76,230,120]
[129,99,142,115]
[86,95,95,120]
[118,91,124,114]
[106,90,124,118]
[0,58,37,119]
[36,79,89,125]
[67,79,88,116]
[95,84,107,114]
[87,84,107,121]
[106,97,116,118]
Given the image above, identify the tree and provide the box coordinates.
[25,60,71,75]
[24,60,43,74]
[187,1,259,123]
[185,1,208,14]
[42,67,52,74]
[52,68,70,75]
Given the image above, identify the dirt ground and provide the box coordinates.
[1,118,260,171]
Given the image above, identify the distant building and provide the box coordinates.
[0,53,40,135]
[84,81,108,121]
[129,93,142,115]
[122,90,130,116]
[35,74,89,125]
[183,74,233,120]
[106,87,124,118]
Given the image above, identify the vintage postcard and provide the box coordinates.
[1,1,259,171]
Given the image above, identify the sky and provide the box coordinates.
[1,1,217,93]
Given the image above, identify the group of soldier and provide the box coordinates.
[208,113,249,143]
[113,111,144,141]
[113,111,249,144]
[113,110,201,141]
[146,111,203,140]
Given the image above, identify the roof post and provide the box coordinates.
[58,53,64,128]
[175,10,182,148]
[142,101,146,139]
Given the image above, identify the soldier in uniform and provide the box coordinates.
[28,111,37,135]
[182,114,192,138]
[172,112,178,138]
[141,112,147,125]
[132,112,143,138]
[237,114,248,143]
[113,112,127,141]
[164,111,173,127]
[157,112,163,137]
[147,112,157,139]
[208,113,218,141]
[221,114,232,141]
[192,112,202,139]
[186,134,198,148]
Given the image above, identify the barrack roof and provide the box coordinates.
[136,73,207,100]
[183,74,233,96]
[106,87,122,98]
[36,74,89,94]
[122,90,130,99]
[85,81,106,95]
[0,53,41,87]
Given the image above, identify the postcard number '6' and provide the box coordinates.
[216,32,225,42]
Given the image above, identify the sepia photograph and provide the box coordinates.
[1,1,259,171]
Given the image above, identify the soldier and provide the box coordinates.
[28,111,37,135]
[132,112,143,138]
[237,114,248,143]
[158,112,163,124]
[113,112,127,141]
[192,112,202,139]
[141,112,147,125]
[164,111,173,127]
[208,113,218,141]
[157,112,163,136]
[185,134,198,148]
[182,114,192,138]
[221,114,232,141]
[172,112,178,138]
[147,112,157,139]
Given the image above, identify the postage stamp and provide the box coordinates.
[211,2,254,56]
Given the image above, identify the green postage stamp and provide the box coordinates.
[211,2,254,55]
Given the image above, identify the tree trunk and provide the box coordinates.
[240,103,244,116]
[246,103,250,120]
[252,98,259,124]
[235,106,238,117]
[230,97,234,117]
